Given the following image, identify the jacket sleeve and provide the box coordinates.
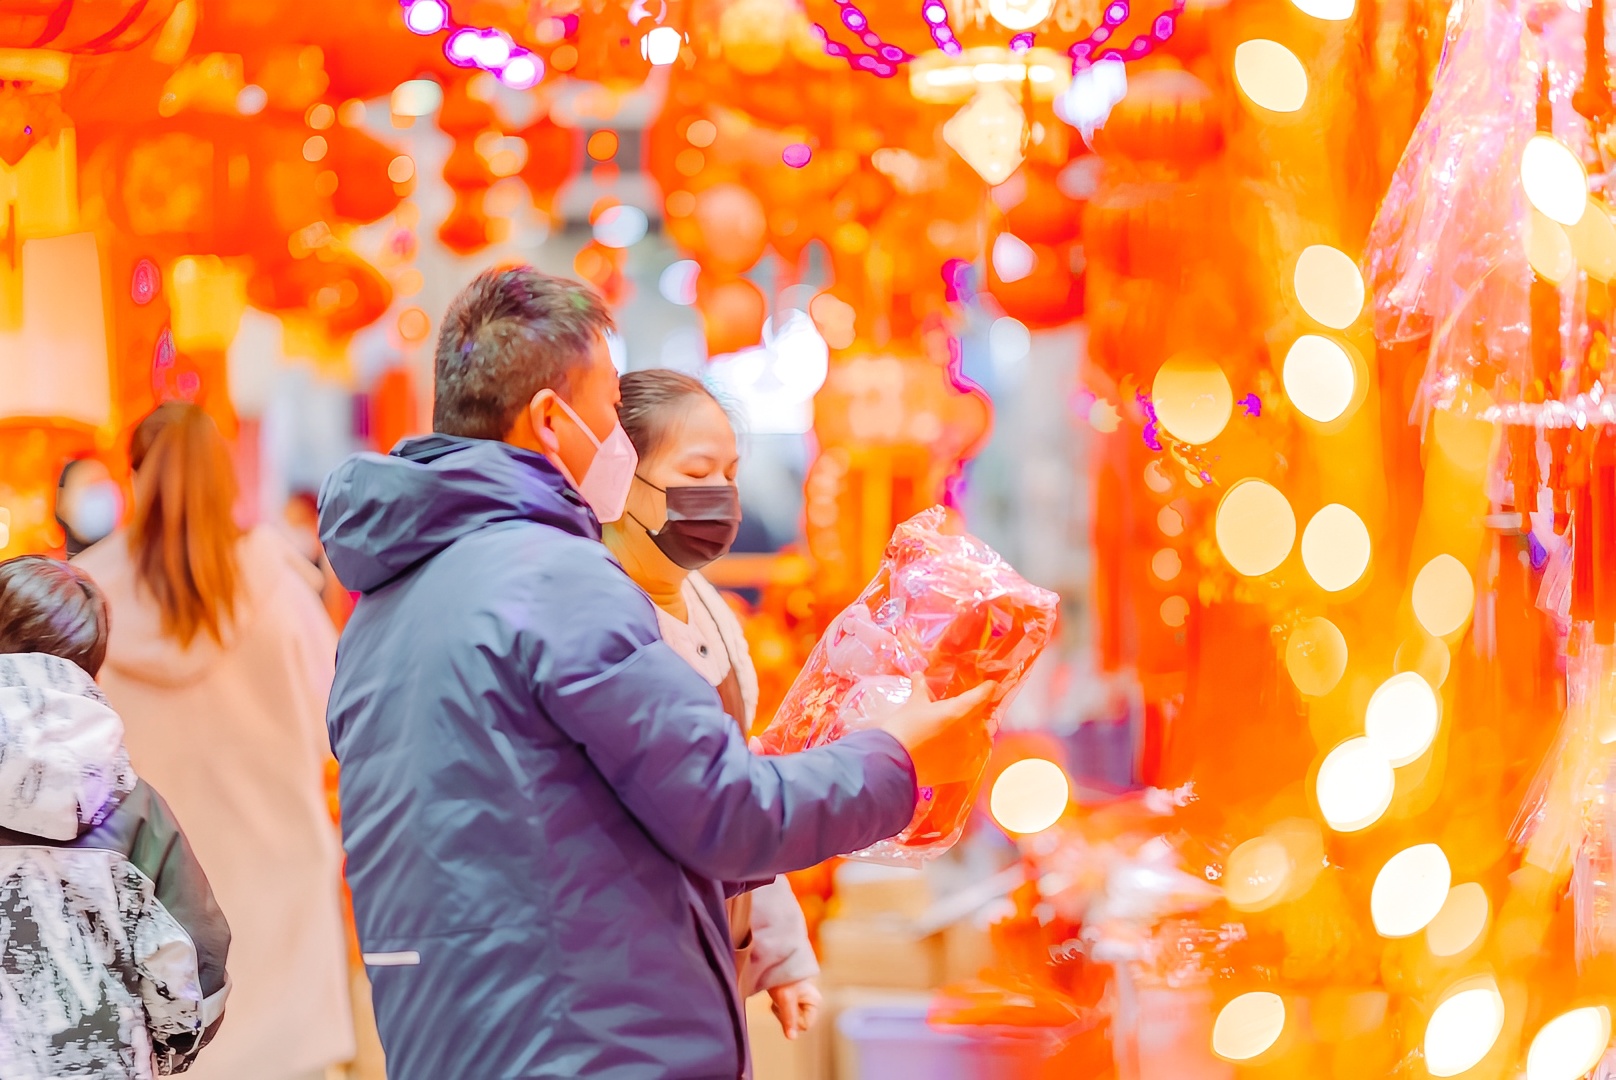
[119,783,232,1074]
[742,876,820,996]
[529,550,918,883]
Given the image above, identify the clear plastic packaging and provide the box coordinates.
[1363,0,1586,411]
[753,507,1059,865]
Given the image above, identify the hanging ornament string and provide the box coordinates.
[818,0,1183,75]
[1068,0,1183,69]
[813,0,916,77]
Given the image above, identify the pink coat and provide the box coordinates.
[76,526,354,1080]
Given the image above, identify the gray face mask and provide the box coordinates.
[630,481,742,570]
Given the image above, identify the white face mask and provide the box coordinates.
[64,481,123,545]
[550,395,638,524]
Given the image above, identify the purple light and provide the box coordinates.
[783,143,812,167]
[842,8,866,29]
[923,2,947,21]
[1142,422,1162,452]
[404,0,448,34]
[1068,0,1182,71]
[1238,393,1262,417]
[943,41,961,54]
[881,43,904,60]
[1009,32,1034,51]
[445,27,479,63]
[936,25,952,39]
[500,51,542,89]
[862,31,881,45]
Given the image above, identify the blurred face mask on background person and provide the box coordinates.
[631,480,741,570]
[551,395,638,524]
[63,481,123,547]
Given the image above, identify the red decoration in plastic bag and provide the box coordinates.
[754,507,1059,864]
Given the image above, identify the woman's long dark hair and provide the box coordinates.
[127,403,243,647]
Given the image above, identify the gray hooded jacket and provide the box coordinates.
[318,435,916,1079]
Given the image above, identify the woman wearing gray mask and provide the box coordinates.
[603,369,824,1043]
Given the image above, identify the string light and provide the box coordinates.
[402,0,544,87]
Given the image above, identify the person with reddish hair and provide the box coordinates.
[74,403,353,1080]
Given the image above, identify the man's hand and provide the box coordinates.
[768,979,822,1040]
[876,681,996,756]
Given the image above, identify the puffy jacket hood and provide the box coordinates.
[0,653,136,840]
[319,435,598,595]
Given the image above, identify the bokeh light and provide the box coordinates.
[1160,595,1190,627]
[1212,992,1286,1061]
[1282,335,1356,423]
[989,317,1031,367]
[1370,844,1451,938]
[404,0,448,34]
[1526,209,1575,285]
[643,26,684,65]
[1521,134,1589,227]
[658,260,700,306]
[392,80,443,117]
[1364,671,1438,767]
[1412,554,1474,638]
[1215,480,1296,577]
[1151,548,1182,581]
[1224,836,1292,911]
[1425,882,1489,958]
[1526,1006,1612,1080]
[986,0,1055,31]
[593,205,650,249]
[1290,0,1355,18]
[1571,198,1616,281]
[988,758,1069,834]
[992,232,1037,282]
[1315,737,1394,832]
[1286,617,1348,696]
[587,130,620,161]
[1233,40,1308,114]
[1300,503,1371,592]
[1152,354,1234,445]
[1293,245,1364,330]
[1424,979,1505,1078]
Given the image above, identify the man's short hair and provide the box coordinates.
[0,556,110,677]
[433,267,616,440]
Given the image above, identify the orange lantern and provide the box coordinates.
[696,273,767,356]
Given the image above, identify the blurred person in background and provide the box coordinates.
[75,403,354,1080]
[606,369,822,1041]
[55,457,124,558]
[282,490,355,631]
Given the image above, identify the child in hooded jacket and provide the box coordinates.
[0,555,231,1078]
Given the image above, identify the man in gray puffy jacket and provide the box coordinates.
[319,267,987,1079]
